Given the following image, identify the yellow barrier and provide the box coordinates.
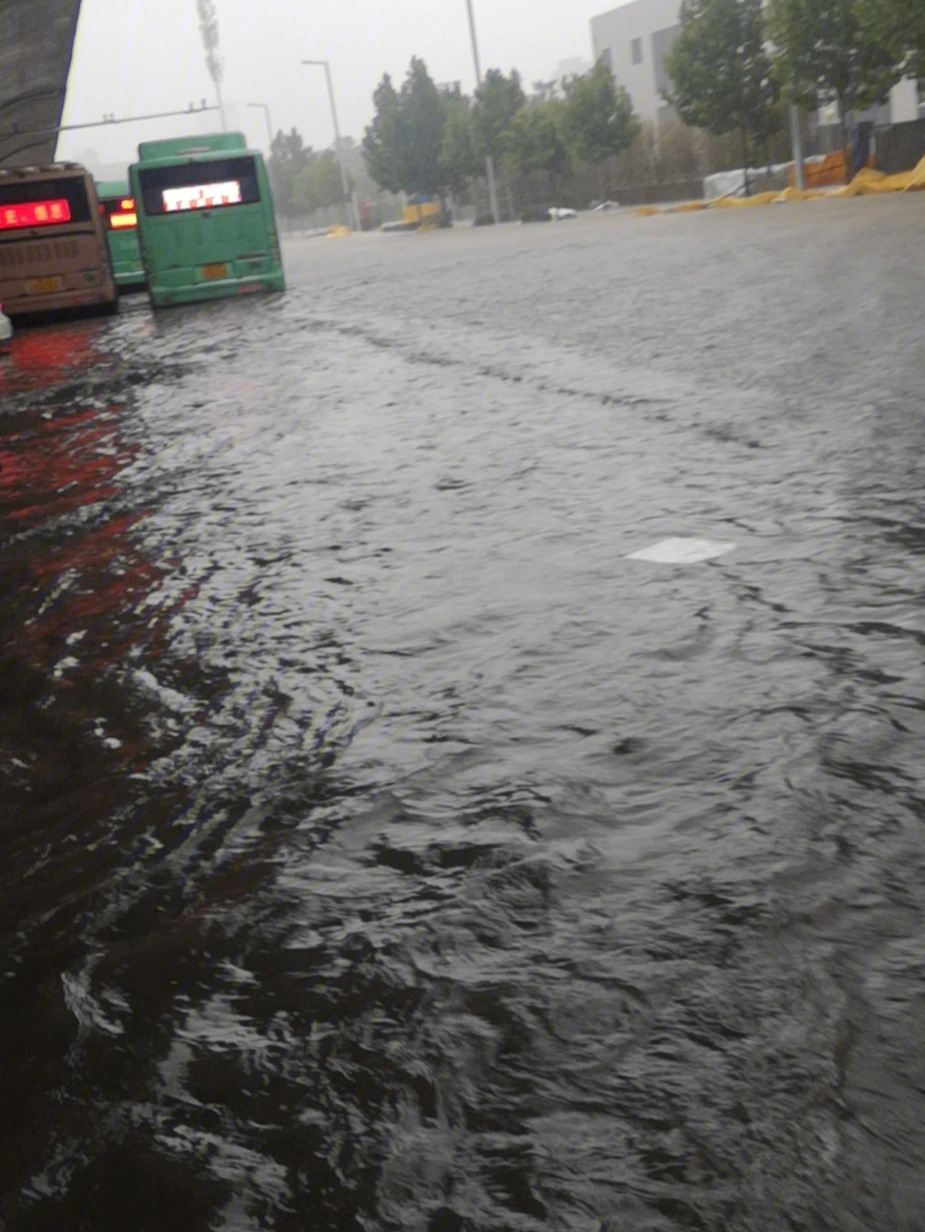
[402,201,444,227]
[635,154,925,217]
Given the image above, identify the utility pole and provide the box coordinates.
[302,59,358,230]
[789,104,806,191]
[464,0,500,225]
[247,102,274,153]
[196,0,227,132]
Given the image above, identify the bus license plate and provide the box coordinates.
[201,262,228,281]
[26,276,64,295]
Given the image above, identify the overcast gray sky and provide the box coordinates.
[57,0,616,169]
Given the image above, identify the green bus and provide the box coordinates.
[129,133,284,308]
[96,180,145,290]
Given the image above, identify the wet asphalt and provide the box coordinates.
[1,198,925,1231]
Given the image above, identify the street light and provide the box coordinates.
[247,102,275,153]
[464,0,500,225]
[301,59,358,230]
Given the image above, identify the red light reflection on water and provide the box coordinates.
[0,322,100,395]
[0,328,197,772]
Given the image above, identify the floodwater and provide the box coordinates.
[1,200,925,1231]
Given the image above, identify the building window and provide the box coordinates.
[599,47,612,73]
[631,38,643,65]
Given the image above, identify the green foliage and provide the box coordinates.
[268,129,345,219]
[297,150,343,214]
[766,0,902,118]
[562,60,640,164]
[472,69,526,159]
[362,74,404,195]
[664,0,780,160]
[858,0,925,86]
[505,100,572,183]
[268,128,309,218]
[398,57,447,197]
[440,91,481,194]
[362,58,465,198]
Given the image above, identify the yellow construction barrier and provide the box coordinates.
[635,154,925,217]
[829,159,925,195]
[709,190,783,209]
[402,201,444,228]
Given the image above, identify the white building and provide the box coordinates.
[590,0,923,128]
[590,0,684,127]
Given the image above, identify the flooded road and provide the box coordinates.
[2,199,925,1231]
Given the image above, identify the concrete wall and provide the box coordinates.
[0,0,82,166]
[590,0,682,126]
[889,78,921,125]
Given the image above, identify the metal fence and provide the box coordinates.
[875,119,925,175]
[609,178,705,207]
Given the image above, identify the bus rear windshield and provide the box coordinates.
[138,157,260,216]
[0,177,92,230]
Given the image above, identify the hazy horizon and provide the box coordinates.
[56,0,620,170]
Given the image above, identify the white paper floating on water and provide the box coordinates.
[626,537,735,564]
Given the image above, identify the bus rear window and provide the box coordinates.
[0,177,91,228]
[138,157,260,216]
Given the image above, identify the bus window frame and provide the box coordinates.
[137,156,261,217]
[0,176,93,227]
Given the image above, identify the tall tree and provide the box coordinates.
[398,57,447,197]
[299,150,345,215]
[362,74,405,195]
[195,0,226,131]
[664,0,779,191]
[362,59,456,199]
[268,128,311,219]
[767,0,901,139]
[859,0,925,87]
[440,90,480,196]
[562,59,640,166]
[505,100,573,204]
[472,69,526,161]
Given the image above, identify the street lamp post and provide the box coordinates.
[302,59,358,230]
[464,0,500,225]
[247,102,275,153]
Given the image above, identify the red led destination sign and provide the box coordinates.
[0,199,72,230]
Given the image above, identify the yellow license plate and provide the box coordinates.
[26,276,64,295]
[201,262,229,281]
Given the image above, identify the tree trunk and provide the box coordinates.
[741,126,750,197]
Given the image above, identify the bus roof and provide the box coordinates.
[136,133,248,163]
[0,162,86,179]
[96,180,129,199]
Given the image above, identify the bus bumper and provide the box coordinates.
[148,272,285,308]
